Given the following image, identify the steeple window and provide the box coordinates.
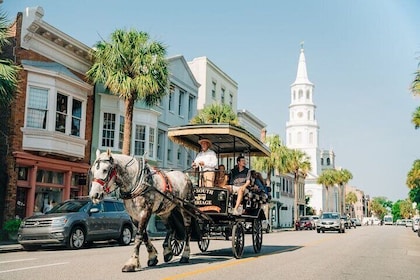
[293,90,296,100]
[307,111,311,120]
[306,90,310,99]
[298,90,303,99]
[327,158,331,165]
[309,132,313,144]
[297,131,302,144]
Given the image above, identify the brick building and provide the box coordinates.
[0,7,93,226]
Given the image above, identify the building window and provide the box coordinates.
[327,158,331,165]
[149,127,155,158]
[55,93,68,133]
[167,141,173,162]
[134,124,146,156]
[177,147,182,165]
[321,158,324,165]
[221,88,225,104]
[293,90,296,100]
[306,90,310,99]
[309,132,313,144]
[211,81,216,98]
[157,129,165,161]
[297,131,302,144]
[118,116,124,150]
[229,93,233,107]
[178,90,184,116]
[102,113,115,147]
[188,95,194,120]
[71,99,82,136]
[27,87,48,129]
[169,84,175,111]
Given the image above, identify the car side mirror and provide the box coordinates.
[89,207,100,214]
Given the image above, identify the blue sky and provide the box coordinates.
[3,0,419,202]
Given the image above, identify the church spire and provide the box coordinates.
[293,42,313,85]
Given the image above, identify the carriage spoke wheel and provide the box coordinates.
[231,222,245,259]
[170,236,185,256]
[252,219,263,253]
[198,232,210,252]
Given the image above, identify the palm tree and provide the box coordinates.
[335,168,353,215]
[285,149,311,222]
[412,107,420,129]
[253,134,283,186]
[317,169,338,212]
[0,9,20,105]
[190,103,238,125]
[345,191,357,217]
[87,29,169,155]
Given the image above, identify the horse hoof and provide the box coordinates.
[164,253,174,263]
[122,265,136,272]
[179,257,189,263]
[147,257,158,267]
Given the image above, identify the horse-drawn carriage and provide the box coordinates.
[89,123,270,272]
[168,124,271,258]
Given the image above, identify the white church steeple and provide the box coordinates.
[286,45,320,176]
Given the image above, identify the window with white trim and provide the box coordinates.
[71,99,82,136]
[134,124,146,156]
[188,95,194,120]
[157,129,165,161]
[211,81,216,99]
[102,113,116,147]
[55,93,68,133]
[118,116,124,150]
[149,127,155,158]
[169,84,175,111]
[178,90,184,116]
[27,87,48,129]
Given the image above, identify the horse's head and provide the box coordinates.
[89,149,118,204]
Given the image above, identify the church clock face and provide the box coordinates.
[297,111,303,118]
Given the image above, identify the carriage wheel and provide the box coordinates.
[198,232,210,252]
[170,236,185,256]
[252,219,263,253]
[231,222,245,259]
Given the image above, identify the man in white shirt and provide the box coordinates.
[192,139,217,187]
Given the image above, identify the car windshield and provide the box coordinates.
[322,213,339,219]
[48,200,90,213]
[300,217,309,221]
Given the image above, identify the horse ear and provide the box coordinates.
[96,149,101,159]
[107,148,111,157]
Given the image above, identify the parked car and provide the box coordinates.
[350,218,361,227]
[245,219,271,233]
[316,212,345,233]
[411,218,419,232]
[405,219,413,228]
[295,216,316,230]
[18,197,134,250]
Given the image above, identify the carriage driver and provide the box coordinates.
[192,138,218,187]
[223,155,251,215]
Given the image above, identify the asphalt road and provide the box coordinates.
[0,225,418,280]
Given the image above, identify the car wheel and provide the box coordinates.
[317,229,320,233]
[119,225,133,246]
[266,224,271,234]
[68,226,85,249]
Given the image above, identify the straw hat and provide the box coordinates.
[198,138,212,146]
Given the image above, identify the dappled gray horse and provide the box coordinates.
[89,149,194,272]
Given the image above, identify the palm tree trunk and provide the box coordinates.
[122,98,135,155]
[294,172,299,222]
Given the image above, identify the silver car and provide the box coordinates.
[18,197,134,250]
[316,212,345,233]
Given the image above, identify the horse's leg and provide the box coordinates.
[143,230,159,267]
[122,211,155,272]
[179,212,192,263]
[162,226,174,262]
[122,227,143,272]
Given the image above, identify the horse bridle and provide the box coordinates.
[92,157,118,194]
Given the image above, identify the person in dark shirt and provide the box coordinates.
[224,155,251,215]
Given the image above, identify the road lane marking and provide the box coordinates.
[0,258,36,264]
[163,246,301,280]
[0,262,68,274]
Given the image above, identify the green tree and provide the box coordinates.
[406,159,420,189]
[345,191,357,216]
[0,9,20,105]
[335,168,353,215]
[399,199,415,219]
[190,103,238,125]
[410,59,420,129]
[253,134,283,186]
[286,149,311,221]
[87,29,169,155]
[317,169,338,212]
[371,197,387,220]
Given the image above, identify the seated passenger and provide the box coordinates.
[223,156,251,215]
[250,170,269,195]
[214,164,228,187]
